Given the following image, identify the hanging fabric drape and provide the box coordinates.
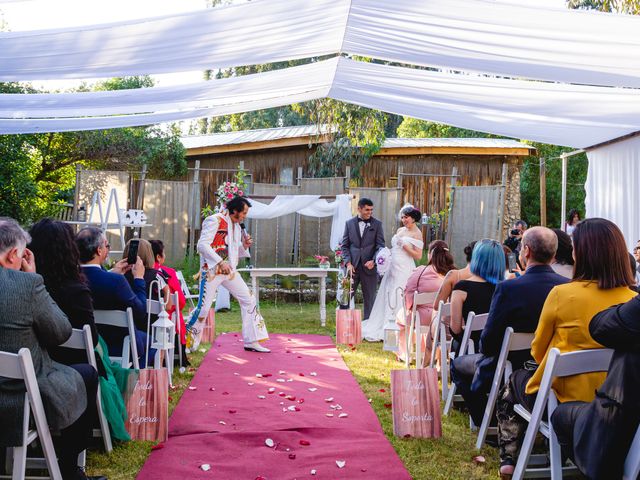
[585,135,640,250]
[247,194,352,250]
[0,0,348,81]
[4,58,640,148]
[2,0,640,87]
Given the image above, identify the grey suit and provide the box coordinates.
[341,216,385,320]
[0,267,86,446]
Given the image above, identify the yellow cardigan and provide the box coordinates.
[526,281,636,402]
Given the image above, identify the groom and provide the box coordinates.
[341,197,386,320]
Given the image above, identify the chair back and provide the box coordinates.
[475,327,535,450]
[94,308,139,369]
[0,348,62,479]
[457,312,489,357]
[513,347,615,480]
[624,423,640,480]
[147,299,163,316]
[429,301,451,367]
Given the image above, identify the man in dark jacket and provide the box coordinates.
[551,295,640,479]
[451,226,568,426]
[76,227,149,365]
[0,218,105,480]
[341,197,386,320]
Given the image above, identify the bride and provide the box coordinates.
[361,204,424,341]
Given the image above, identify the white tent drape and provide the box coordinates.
[0,0,348,81]
[2,0,640,87]
[247,194,352,250]
[585,135,640,250]
[4,58,640,149]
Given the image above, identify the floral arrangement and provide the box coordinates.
[375,247,391,276]
[338,272,352,307]
[334,244,344,266]
[314,255,330,265]
[202,165,248,218]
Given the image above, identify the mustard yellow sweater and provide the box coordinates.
[525,281,636,402]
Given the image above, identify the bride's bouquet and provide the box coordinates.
[375,247,392,276]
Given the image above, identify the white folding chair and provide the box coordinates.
[411,291,438,369]
[513,347,614,480]
[443,311,489,416]
[429,301,452,401]
[0,348,62,480]
[176,270,199,309]
[475,327,535,450]
[624,423,640,480]
[93,308,140,369]
[60,325,113,454]
[170,292,184,373]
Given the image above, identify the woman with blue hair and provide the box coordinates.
[449,239,504,356]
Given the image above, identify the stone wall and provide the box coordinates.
[502,160,523,241]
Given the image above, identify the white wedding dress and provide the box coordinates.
[361,234,424,341]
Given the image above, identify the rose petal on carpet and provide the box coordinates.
[137,333,410,479]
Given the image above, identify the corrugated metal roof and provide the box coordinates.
[180,125,334,149]
[180,125,533,150]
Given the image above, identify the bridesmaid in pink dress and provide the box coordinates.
[397,240,455,365]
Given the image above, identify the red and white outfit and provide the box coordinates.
[195,212,268,345]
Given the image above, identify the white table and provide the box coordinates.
[237,267,340,326]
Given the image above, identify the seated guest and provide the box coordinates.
[551,295,640,479]
[397,240,455,365]
[28,219,99,367]
[122,238,172,313]
[450,239,504,356]
[0,218,106,480]
[633,240,640,285]
[551,228,574,279]
[496,218,637,479]
[76,227,149,365]
[433,240,476,311]
[150,240,187,353]
[451,227,568,427]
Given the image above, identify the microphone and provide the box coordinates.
[240,222,249,242]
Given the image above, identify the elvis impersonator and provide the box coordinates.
[189,196,269,353]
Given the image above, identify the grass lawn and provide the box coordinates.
[87,302,500,480]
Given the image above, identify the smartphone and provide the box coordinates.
[507,252,517,272]
[127,239,140,265]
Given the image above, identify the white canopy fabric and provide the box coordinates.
[2,0,640,88]
[0,0,348,81]
[3,58,640,149]
[247,194,352,250]
[585,135,640,250]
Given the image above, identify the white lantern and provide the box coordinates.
[151,309,174,350]
[383,321,401,352]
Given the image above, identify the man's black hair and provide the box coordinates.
[227,196,252,214]
[358,197,373,208]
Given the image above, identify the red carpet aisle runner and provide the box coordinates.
[137,333,411,479]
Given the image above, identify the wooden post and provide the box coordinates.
[72,164,82,221]
[540,157,547,227]
[136,164,147,210]
[397,165,404,190]
[445,166,457,246]
[498,163,508,240]
[188,160,201,262]
[561,153,567,230]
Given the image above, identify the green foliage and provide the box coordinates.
[397,117,502,139]
[568,0,640,13]
[519,145,588,228]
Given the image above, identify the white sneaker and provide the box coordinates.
[244,342,271,353]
